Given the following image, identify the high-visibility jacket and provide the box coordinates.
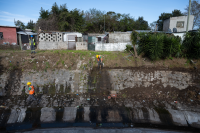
[29,39,35,45]
[29,86,35,95]
[97,55,102,61]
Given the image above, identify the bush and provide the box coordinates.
[163,34,182,58]
[138,33,182,60]
[125,44,134,53]
[182,30,200,59]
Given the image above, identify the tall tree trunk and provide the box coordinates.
[133,45,138,57]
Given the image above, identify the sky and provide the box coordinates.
[0,0,196,27]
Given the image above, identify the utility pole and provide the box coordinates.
[104,15,105,33]
[186,0,191,32]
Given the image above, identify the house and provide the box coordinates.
[0,25,20,45]
[163,15,194,32]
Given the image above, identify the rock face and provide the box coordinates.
[0,69,196,96]
[108,69,193,91]
[40,107,56,122]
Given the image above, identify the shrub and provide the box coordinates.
[182,30,200,59]
[125,44,134,53]
[163,34,182,58]
[138,33,182,60]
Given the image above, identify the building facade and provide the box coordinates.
[0,25,18,45]
[163,15,194,32]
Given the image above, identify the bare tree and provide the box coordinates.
[184,0,200,29]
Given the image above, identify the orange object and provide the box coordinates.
[29,86,35,95]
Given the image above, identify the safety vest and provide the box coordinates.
[97,55,101,61]
[29,39,35,45]
[29,86,35,95]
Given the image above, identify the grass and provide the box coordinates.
[62,60,65,66]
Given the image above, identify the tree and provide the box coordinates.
[39,7,50,19]
[184,0,200,29]
[51,2,60,15]
[14,19,26,30]
[135,17,149,30]
[172,9,184,17]
[26,20,35,30]
[150,21,157,31]
[130,30,138,57]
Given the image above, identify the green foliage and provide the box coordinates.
[26,20,35,30]
[163,34,182,58]
[138,33,182,60]
[182,30,200,59]
[130,30,138,46]
[62,60,65,66]
[125,45,134,52]
[14,20,26,30]
[39,7,50,19]
[36,4,150,32]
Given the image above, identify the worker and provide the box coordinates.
[29,35,36,54]
[26,82,37,105]
[96,55,103,69]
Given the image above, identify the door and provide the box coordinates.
[88,36,95,51]
[68,35,77,50]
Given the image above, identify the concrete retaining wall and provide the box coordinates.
[95,42,131,51]
[109,33,131,43]
[76,41,87,50]
[38,42,68,50]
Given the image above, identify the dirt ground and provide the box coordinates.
[0,49,198,72]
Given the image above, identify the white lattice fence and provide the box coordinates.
[39,33,46,41]
[57,32,63,42]
[39,33,57,42]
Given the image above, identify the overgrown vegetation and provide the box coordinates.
[137,30,200,60]
[182,30,200,59]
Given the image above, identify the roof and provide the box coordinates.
[0,25,19,28]
[17,31,37,35]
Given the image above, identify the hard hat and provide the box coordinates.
[30,35,33,38]
[96,55,99,58]
[27,82,31,85]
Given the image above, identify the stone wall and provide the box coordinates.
[108,69,193,91]
[0,69,195,96]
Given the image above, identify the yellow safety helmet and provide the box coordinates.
[27,82,31,86]
[96,55,99,58]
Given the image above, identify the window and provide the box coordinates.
[98,37,101,42]
[176,21,184,28]
[75,37,82,42]
[0,32,3,40]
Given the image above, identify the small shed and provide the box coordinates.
[17,30,37,50]
[63,32,82,50]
